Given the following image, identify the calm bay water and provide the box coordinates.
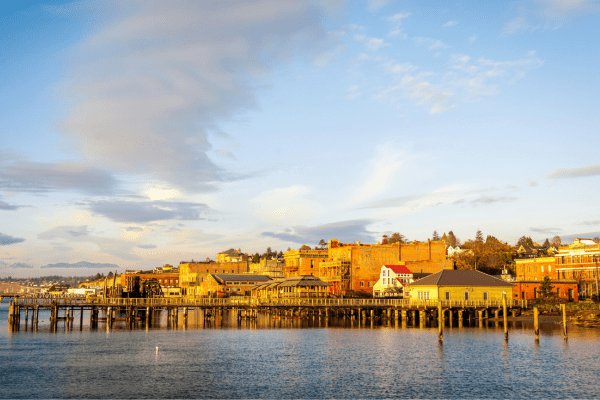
[2,299,600,399]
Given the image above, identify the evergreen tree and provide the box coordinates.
[432,230,440,241]
[538,276,556,298]
[543,238,550,247]
[475,230,484,243]
[447,231,458,248]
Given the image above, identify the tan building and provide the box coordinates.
[405,270,513,302]
[216,249,249,263]
[315,238,453,295]
[179,259,249,296]
[283,249,328,277]
[249,259,285,278]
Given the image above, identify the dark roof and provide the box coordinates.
[251,275,332,291]
[407,270,513,287]
[212,274,271,283]
[412,272,431,280]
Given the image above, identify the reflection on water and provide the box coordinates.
[2,299,600,398]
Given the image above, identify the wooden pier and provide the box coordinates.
[6,296,528,332]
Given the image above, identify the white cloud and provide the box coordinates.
[249,185,320,225]
[349,148,406,205]
[354,34,390,51]
[503,0,600,34]
[372,50,542,113]
[443,21,459,27]
[414,37,447,51]
[58,1,335,193]
[367,0,396,12]
[469,35,477,44]
[386,12,410,38]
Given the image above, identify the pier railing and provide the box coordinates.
[12,296,527,309]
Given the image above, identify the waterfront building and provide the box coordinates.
[251,275,332,298]
[249,258,285,278]
[512,280,578,302]
[283,249,329,277]
[216,248,249,263]
[312,238,453,295]
[179,259,249,296]
[196,274,272,298]
[373,265,414,297]
[405,270,513,302]
[555,238,600,298]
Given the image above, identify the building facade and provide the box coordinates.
[405,270,514,302]
[373,265,414,297]
[313,238,453,295]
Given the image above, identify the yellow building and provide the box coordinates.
[216,249,249,263]
[283,249,328,277]
[405,270,513,302]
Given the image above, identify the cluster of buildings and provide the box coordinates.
[71,237,600,303]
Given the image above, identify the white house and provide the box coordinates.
[373,265,414,297]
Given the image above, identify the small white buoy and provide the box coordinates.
[156,346,159,354]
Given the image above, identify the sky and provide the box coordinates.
[2,0,600,277]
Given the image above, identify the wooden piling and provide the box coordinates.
[502,292,508,341]
[534,307,539,341]
[438,301,443,342]
[562,304,568,340]
[8,301,14,331]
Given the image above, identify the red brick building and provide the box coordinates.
[512,280,578,302]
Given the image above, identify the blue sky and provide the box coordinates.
[2,0,600,277]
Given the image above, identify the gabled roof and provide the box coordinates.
[407,270,513,287]
[211,274,272,284]
[395,278,406,286]
[384,265,412,275]
[251,275,332,291]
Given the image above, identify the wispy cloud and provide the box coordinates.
[350,147,407,205]
[262,219,375,245]
[354,34,389,51]
[88,200,209,223]
[443,21,459,27]
[530,227,562,234]
[0,233,26,246]
[367,0,396,12]
[0,158,118,195]
[503,0,600,34]
[58,1,335,193]
[0,200,31,211]
[414,37,447,51]
[547,163,600,179]
[386,12,410,37]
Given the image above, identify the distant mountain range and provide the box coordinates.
[2,261,122,269]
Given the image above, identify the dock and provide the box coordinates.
[5,296,527,332]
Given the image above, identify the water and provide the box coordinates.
[2,299,600,399]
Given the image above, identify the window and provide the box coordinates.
[382,270,386,277]
[483,292,488,301]
[445,291,450,300]
[368,281,373,287]
[541,266,544,273]
[360,281,364,287]
[464,292,469,301]
[549,266,552,272]
[418,291,429,300]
